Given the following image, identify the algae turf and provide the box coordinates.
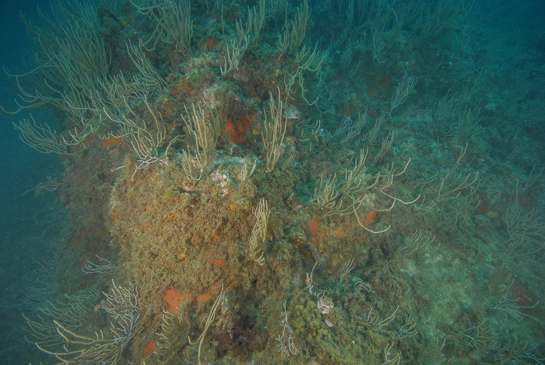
[4,0,545,364]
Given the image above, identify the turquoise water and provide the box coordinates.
[1,0,544,364]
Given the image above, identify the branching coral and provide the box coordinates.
[155,308,190,364]
[25,280,140,364]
